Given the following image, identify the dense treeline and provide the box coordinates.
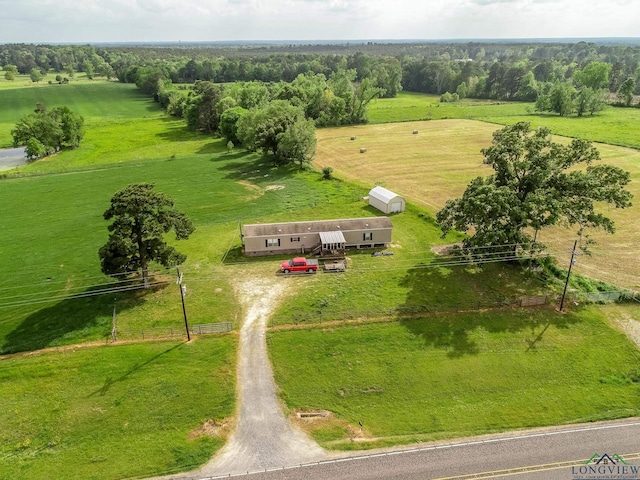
[3,41,640,164]
[2,41,639,100]
[147,73,384,167]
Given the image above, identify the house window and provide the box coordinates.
[363,232,373,241]
[266,238,281,247]
[290,237,301,242]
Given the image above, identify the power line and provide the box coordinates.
[0,239,634,310]
[0,280,170,309]
[0,267,175,294]
[0,249,532,309]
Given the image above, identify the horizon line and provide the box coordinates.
[2,36,640,46]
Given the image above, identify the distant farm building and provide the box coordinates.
[242,217,392,257]
[368,186,406,214]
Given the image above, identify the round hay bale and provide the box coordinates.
[413,130,418,134]
[350,136,356,140]
[360,148,367,153]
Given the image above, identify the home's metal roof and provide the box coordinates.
[369,186,403,204]
[319,230,346,244]
[244,217,392,237]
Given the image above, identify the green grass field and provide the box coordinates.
[269,306,640,450]
[0,336,236,480]
[0,146,378,353]
[0,80,160,148]
[367,92,640,150]
[1,81,639,478]
[0,80,355,353]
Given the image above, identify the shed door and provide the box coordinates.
[390,202,403,212]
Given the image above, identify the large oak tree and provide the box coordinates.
[99,184,195,287]
[436,122,632,256]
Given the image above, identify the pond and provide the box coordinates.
[0,147,27,171]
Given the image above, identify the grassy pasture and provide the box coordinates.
[0,336,236,480]
[0,81,160,148]
[367,92,530,123]
[269,306,640,450]
[0,80,638,477]
[367,92,640,150]
[314,120,640,289]
[0,142,377,353]
[0,74,37,90]
[0,80,396,354]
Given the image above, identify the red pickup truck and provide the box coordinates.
[281,257,319,273]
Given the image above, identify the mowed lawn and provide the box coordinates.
[314,119,640,289]
[269,306,640,450]
[0,337,236,480]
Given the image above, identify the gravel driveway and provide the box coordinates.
[199,276,327,476]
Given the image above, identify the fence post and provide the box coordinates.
[141,330,145,340]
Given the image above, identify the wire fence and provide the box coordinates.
[271,295,553,327]
[113,322,233,342]
[270,289,640,328]
[569,289,640,304]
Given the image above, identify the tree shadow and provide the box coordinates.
[207,150,251,162]
[219,154,299,183]
[154,117,219,144]
[87,343,182,397]
[1,284,152,355]
[398,264,579,358]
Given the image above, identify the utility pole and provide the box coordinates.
[177,267,190,341]
[559,240,579,312]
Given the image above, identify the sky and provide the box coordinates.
[0,0,638,44]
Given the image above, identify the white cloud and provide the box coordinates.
[0,0,638,43]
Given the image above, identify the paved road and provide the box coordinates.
[0,147,27,171]
[201,419,640,480]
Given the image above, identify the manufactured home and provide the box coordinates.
[243,217,392,257]
[368,186,405,214]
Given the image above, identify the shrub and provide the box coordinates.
[322,166,333,180]
[440,92,459,103]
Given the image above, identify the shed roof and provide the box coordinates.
[244,217,392,237]
[369,186,403,204]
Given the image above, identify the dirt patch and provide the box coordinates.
[430,243,462,256]
[616,313,640,349]
[265,184,285,191]
[236,180,263,200]
[188,418,232,440]
[291,409,376,444]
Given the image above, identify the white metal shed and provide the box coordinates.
[368,186,406,214]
